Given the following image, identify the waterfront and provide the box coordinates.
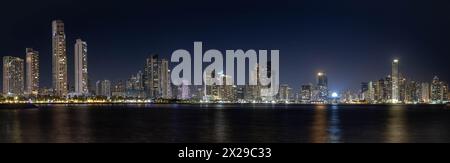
[0,104,449,143]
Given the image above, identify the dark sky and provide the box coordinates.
[1,0,450,92]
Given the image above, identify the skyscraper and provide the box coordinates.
[96,80,111,98]
[144,55,160,98]
[111,80,126,97]
[431,76,442,103]
[25,48,39,96]
[126,71,145,98]
[391,59,400,103]
[143,55,170,99]
[316,72,328,103]
[52,20,68,97]
[360,82,369,101]
[160,59,170,99]
[278,84,291,102]
[3,56,24,96]
[74,39,88,95]
[383,76,392,102]
[300,84,312,103]
[421,82,430,103]
[219,74,235,101]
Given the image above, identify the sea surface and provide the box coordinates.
[1,104,449,143]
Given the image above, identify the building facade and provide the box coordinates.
[391,59,400,103]
[74,39,89,95]
[25,48,39,96]
[96,80,111,98]
[143,55,170,99]
[3,56,24,96]
[52,20,68,97]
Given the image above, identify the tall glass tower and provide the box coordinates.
[26,48,39,96]
[391,59,399,103]
[75,39,88,95]
[52,20,68,97]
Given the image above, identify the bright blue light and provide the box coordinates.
[331,92,338,98]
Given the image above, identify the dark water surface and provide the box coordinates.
[1,104,449,143]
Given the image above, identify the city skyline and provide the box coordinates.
[0,19,449,104]
[1,0,450,93]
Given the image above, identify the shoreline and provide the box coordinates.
[1,103,447,106]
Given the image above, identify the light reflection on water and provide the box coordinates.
[0,104,449,143]
[385,105,408,143]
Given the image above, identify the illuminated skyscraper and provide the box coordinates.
[177,80,190,100]
[431,76,442,103]
[300,84,312,103]
[160,59,170,99]
[316,72,328,103]
[278,84,291,102]
[383,76,392,102]
[96,80,111,98]
[74,39,88,95]
[126,71,145,98]
[360,82,369,101]
[219,74,234,101]
[421,82,430,103]
[143,55,170,99]
[442,83,448,102]
[52,20,68,97]
[204,69,220,101]
[25,48,39,96]
[111,80,126,97]
[144,55,159,98]
[3,56,24,96]
[391,59,399,103]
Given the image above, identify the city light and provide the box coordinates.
[0,19,448,105]
[331,92,338,98]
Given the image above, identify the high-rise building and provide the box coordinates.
[405,80,417,103]
[300,84,312,103]
[278,84,291,102]
[431,76,442,103]
[375,79,384,103]
[391,59,400,103]
[74,39,89,95]
[399,76,407,103]
[235,85,245,101]
[441,82,448,102]
[96,80,111,98]
[368,81,375,103]
[111,80,126,97]
[160,59,170,99]
[177,80,190,100]
[377,79,386,103]
[126,71,145,98]
[144,55,160,98]
[421,82,430,103]
[316,72,328,103]
[25,48,39,96]
[52,20,68,97]
[204,69,220,101]
[219,74,235,101]
[383,76,392,102]
[3,56,24,96]
[143,55,170,99]
[360,82,369,101]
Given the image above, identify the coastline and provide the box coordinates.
[1,102,447,106]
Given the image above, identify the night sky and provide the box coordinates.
[1,0,450,92]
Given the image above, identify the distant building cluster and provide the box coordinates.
[357,59,449,104]
[1,20,449,104]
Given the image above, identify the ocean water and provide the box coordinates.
[0,104,449,143]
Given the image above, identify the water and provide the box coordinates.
[1,104,449,143]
